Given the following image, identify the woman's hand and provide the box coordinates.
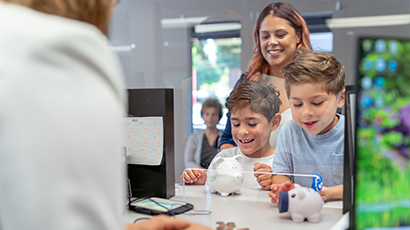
[126,215,212,230]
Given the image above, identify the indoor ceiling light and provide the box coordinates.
[161,17,208,29]
[326,14,410,28]
[194,23,241,33]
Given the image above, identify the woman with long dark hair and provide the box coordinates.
[219,2,312,151]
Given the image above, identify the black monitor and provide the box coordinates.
[127,88,175,199]
[343,85,357,214]
[351,37,410,229]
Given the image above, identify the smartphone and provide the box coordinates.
[129,197,194,216]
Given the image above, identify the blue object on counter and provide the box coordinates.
[311,173,323,193]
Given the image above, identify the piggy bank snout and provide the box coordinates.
[278,191,289,213]
[235,173,242,181]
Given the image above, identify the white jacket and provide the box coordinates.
[0,3,126,230]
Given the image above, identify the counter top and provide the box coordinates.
[123,183,344,229]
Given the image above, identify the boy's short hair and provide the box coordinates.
[201,98,223,120]
[282,49,345,97]
[225,81,282,122]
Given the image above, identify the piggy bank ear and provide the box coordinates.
[233,155,245,165]
[297,187,306,200]
[212,157,225,169]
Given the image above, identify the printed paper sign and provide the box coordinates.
[125,117,163,166]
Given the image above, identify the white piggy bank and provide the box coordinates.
[206,155,245,197]
[278,183,324,222]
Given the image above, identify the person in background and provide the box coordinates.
[184,98,223,169]
[219,2,312,152]
[181,81,282,190]
[267,49,346,203]
[0,1,210,230]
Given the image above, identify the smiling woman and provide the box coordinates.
[219,2,312,151]
[249,2,311,79]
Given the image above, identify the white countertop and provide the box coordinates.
[123,183,346,229]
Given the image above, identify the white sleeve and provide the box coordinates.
[0,6,125,230]
[184,133,200,168]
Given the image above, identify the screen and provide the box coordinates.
[343,85,356,214]
[131,198,184,212]
[354,37,410,229]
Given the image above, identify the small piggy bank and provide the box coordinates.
[207,155,245,197]
[278,183,324,223]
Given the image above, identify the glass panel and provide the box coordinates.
[310,32,334,53]
[191,37,241,132]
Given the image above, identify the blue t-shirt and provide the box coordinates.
[272,115,345,188]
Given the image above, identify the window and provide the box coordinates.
[191,22,241,132]
[303,11,334,53]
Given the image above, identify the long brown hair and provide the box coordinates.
[3,0,113,35]
[247,2,312,80]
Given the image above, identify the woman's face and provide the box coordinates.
[259,15,301,74]
[202,107,220,129]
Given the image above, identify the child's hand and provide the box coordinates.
[268,181,294,203]
[253,162,273,190]
[320,186,330,201]
[320,185,343,201]
[179,167,207,185]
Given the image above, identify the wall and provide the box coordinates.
[110,0,410,182]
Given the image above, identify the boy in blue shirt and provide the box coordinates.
[265,49,346,202]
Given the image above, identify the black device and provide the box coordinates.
[350,36,410,229]
[127,88,175,199]
[343,85,357,214]
[129,197,194,216]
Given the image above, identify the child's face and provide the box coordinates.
[289,83,345,135]
[230,105,279,158]
[202,107,220,128]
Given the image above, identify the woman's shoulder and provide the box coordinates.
[187,130,205,143]
[234,73,249,87]
[280,108,293,119]
[192,130,205,137]
[239,72,248,80]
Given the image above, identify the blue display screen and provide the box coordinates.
[355,37,410,229]
[132,198,182,212]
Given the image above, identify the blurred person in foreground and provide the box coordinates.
[0,1,210,230]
